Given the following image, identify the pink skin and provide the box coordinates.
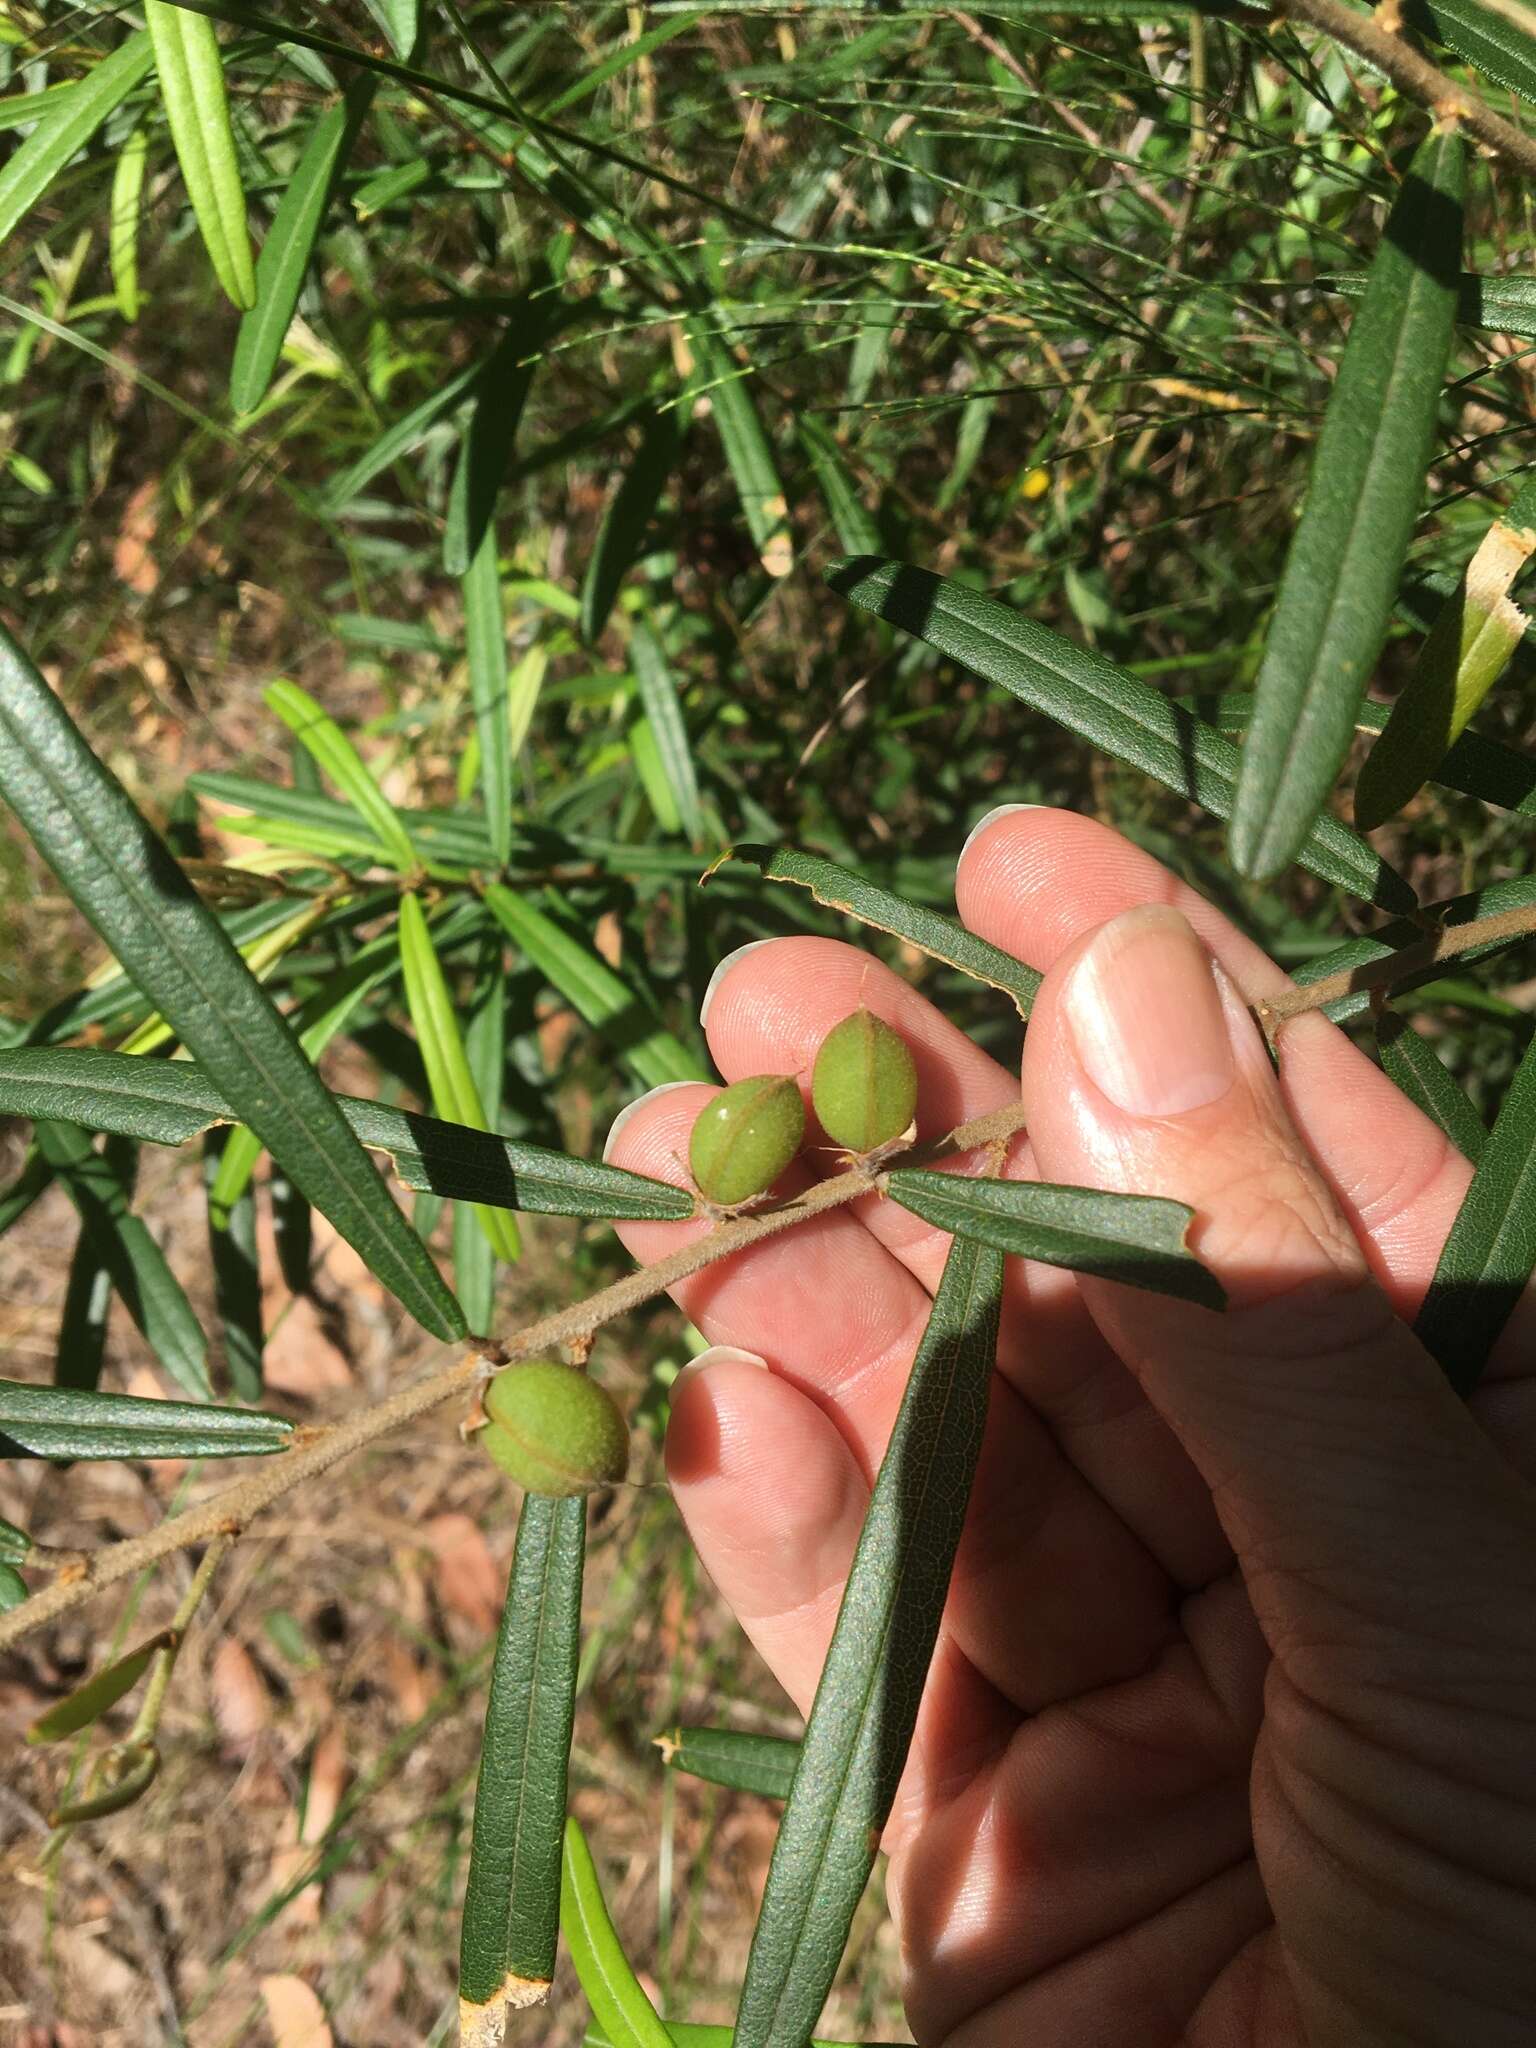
[606,810,1536,2047]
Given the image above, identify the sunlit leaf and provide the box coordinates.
[145,1,257,309]
[264,677,418,871]
[560,1817,673,2048]
[655,1725,798,1800]
[0,1376,292,1460]
[0,34,155,249]
[1376,1013,1486,1164]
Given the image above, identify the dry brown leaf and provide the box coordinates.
[379,1635,437,1724]
[210,1637,270,1760]
[593,909,623,968]
[259,1975,333,2048]
[261,1296,353,1397]
[114,478,161,596]
[424,1512,502,1635]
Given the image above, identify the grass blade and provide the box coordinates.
[799,417,881,556]
[35,1120,210,1400]
[712,841,1041,1015]
[230,78,374,414]
[0,33,155,249]
[459,1494,586,2040]
[580,406,683,644]
[322,359,482,514]
[631,627,702,844]
[109,121,149,322]
[145,1,257,309]
[444,312,544,577]
[362,0,419,61]
[482,886,704,1090]
[55,1223,114,1396]
[0,620,465,1345]
[828,558,1414,913]
[0,1376,291,1461]
[1376,1014,1486,1164]
[689,319,792,578]
[264,677,418,871]
[560,1816,673,2048]
[734,1234,1005,2048]
[399,894,522,1267]
[1229,128,1464,879]
[655,1726,798,1800]
[462,522,514,869]
[205,1130,264,1400]
[1413,1028,1536,1397]
[887,1170,1224,1308]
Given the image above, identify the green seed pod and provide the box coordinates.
[811,1007,918,1154]
[688,1074,805,1206]
[480,1361,629,1497]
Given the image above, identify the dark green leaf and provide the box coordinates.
[715,844,1041,1014]
[580,406,683,644]
[0,622,465,1344]
[1414,1028,1536,1397]
[0,1375,292,1461]
[55,1214,115,1396]
[444,309,544,578]
[657,1725,799,1800]
[1403,0,1536,104]
[827,560,1412,913]
[1376,1014,1486,1164]
[799,417,882,557]
[560,1817,674,2048]
[454,938,509,1332]
[886,1170,1225,1309]
[1329,269,1536,345]
[321,358,482,514]
[36,1120,210,1400]
[631,626,702,845]
[460,1495,585,2027]
[206,1129,264,1400]
[0,1146,52,1237]
[734,1235,1005,2048]
[0,34,155,249]
[461,521,515,870]
[1229,129,1465,878]
[272,1163,312,1294]
[0,1048,694,1222]
[230,80,374,414]
[27,1631,170,1744]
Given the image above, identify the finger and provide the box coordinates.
[1020,902,1536,1703]
[698,937,1224,1585]
[610,1087,1174,1709]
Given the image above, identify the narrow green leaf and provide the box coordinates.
[205,1129,263,1400]
[0,1048,694,1222]
[459,1494,585,2029]
[584,2029,901,2048]
[55,1217,115,1395]
[0,34,155,250]
[0,82,80,134]
[829,559,1413,913]
[264,678,418,871]
[656,1726,799,1801]
[0,1514,30,1563]
[272,1164,312,1293]
[0,621,465,1344]
[322,358,482,514]
[539,11,704,115]
[688,319,792,578]
[580,407,683,644]
[799,417,881,557]
[482,887,705,1090]
[463,523,514,869]
[1403,0,1536,104]
[454,938,510,1331]
[1376,1013,1486,1164]
[190,769,500,867]
[0,1563,25,1612]
[0,1147,53,1237]
[362,0,419,60]
[560,1817,674,2048]
[444,312,544,578]
[230,79,374,414]
[399,893,522,1265]
[713,844,1040,1014]
[0,1375,292,1461]
[630,719,678,835]
[507,642,549,761]
[887,1169,1226,1309]
[36,1120,210,1400]
[1291,872,1536,1025]
[1413,1029,1536,1397]
[145,1,257,309]
[631,627,702,844]
[734,1235,1005,2048]
[1229,129,1465,879]
[1355,479,1536,831]
[1330,268,1536,343]
[109,122,149,322]
[27,1631,169,1744]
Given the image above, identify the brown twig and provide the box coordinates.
[1257,898,1536,1034]
[1267,0,1536,182]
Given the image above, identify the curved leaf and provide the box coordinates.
[230,79,374,414]
[734,1235,1004,2048]
[713,842,1040,1015]
[560,1817,674,2048]
[1229,128,1464,878]
[886,1169,1225,1308]
[0,1375,292,1461]
[827,558,1412,913]
[459,1495,585,2035]
[27,1631,169,1743]
[145,1,257,309]
[0,33,155,249]
[264,677,418,871]
[0,623,464,1343]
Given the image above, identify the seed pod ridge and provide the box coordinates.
[688,1074,805,1206]
[480,1361,628,1497]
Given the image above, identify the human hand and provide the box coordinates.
[604,809,1536,2048]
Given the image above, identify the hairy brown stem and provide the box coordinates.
[1258,898,1536,1032]
[1267,0,1536,181]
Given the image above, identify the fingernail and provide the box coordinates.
[602,1080,700,1162]
[672,1343,769,1393]
[959,803,1046,867]
[1064,905,1234,1118]
[700,938,776,1030]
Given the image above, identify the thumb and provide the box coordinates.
[1021,903,1534,1687]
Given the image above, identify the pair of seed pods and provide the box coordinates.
[481,1008,918,1497]
[689,1005,919,1205]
